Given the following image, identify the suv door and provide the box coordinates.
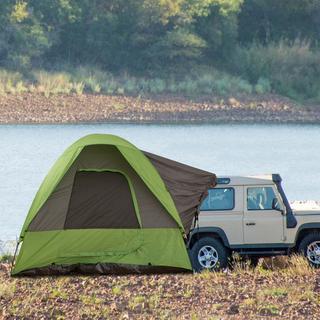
[199,186,244,244]
[243,185,285,244]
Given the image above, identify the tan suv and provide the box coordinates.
[188,174,320,271]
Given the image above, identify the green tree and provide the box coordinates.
[195,0,242,64]
[0,1,50,69]
[238,0,320,45]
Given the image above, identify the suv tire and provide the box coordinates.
[189,237,228,272]
[298,232,320,268]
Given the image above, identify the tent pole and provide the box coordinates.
[10,238,20,274]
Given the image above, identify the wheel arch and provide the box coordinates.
[294,223,320,249]
[187,227,230,249]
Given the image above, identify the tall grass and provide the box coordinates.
[1,41,320,102]
[0,66,255,97]
[66,65,256,96]
[33,71,74,97]
[0,281,15,299]
[232,40,320,101]
[0,69,26,95]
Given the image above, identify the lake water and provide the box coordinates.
[1,123,320,246]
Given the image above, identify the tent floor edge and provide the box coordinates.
[12,263,191,276]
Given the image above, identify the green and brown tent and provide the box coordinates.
[12,134,215,275]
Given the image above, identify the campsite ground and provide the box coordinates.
[1,93,320,124]
[1,256,320,319]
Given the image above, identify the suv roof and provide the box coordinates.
[216,174,276,187]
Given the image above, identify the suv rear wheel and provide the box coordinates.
[298,232,320,268]
[189,237,228,272]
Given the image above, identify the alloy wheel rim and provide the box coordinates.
[198,245,219,269]
[306,241,320,265]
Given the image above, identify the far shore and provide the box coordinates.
[0,93,320,124]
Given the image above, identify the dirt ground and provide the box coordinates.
[1,93,320,124]
[1,256,320,319]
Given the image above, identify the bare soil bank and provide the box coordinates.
[0,93,319,124]
[1,257,320,319]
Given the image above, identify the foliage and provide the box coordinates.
[0,1,50,69]
[238,0,320,45]
[0,255,14,263]
[232,40,320,101]
[0,281,15,300]
[0,66,255,97]
[0,0,319,101]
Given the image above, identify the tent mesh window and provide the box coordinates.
[64,171,139,229]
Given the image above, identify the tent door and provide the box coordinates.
[63,170,143,254]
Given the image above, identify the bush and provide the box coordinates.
[232,40,320,101]
[33,71,73,96]
[255,78,272,94]
[70,66,110,93]
[0,254,14,263]
[60,65,255,97]
[0,69,25,94]
[3,59,317,101]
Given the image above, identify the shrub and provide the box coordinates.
[33,71,73,95]
[73,82,85,95]
[232,40,320,101]
[196,74,215,94]
[149,78,166,94]
[0,254,14,263]
[0,69,25,93]
[69,66,110,94]
[255,78,272,94]
[0,282,15,299]
[1,56,316,101]
[123,77,138,94]
[86,78,101,93]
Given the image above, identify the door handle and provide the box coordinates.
[246,222,256,226]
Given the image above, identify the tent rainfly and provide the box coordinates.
[12,134,216,275]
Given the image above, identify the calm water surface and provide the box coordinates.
[1,123,320,242]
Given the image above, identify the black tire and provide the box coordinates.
[189,237,229,272]
[298,232,320,268]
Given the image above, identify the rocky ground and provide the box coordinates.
[1,256,320,319]
[0,93,320,124]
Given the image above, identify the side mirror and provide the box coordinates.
[272,198,283,213]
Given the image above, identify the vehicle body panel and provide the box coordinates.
[191,175,320,249]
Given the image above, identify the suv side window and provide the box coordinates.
[247,187,277,210]
[200,188,234,211]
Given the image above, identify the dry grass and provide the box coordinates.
[1,255,320,319]
[0,281,15,300]
[0,67,256,98]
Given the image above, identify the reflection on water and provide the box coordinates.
[0,123,320,242]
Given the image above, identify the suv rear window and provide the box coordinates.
[200,188,234,211]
